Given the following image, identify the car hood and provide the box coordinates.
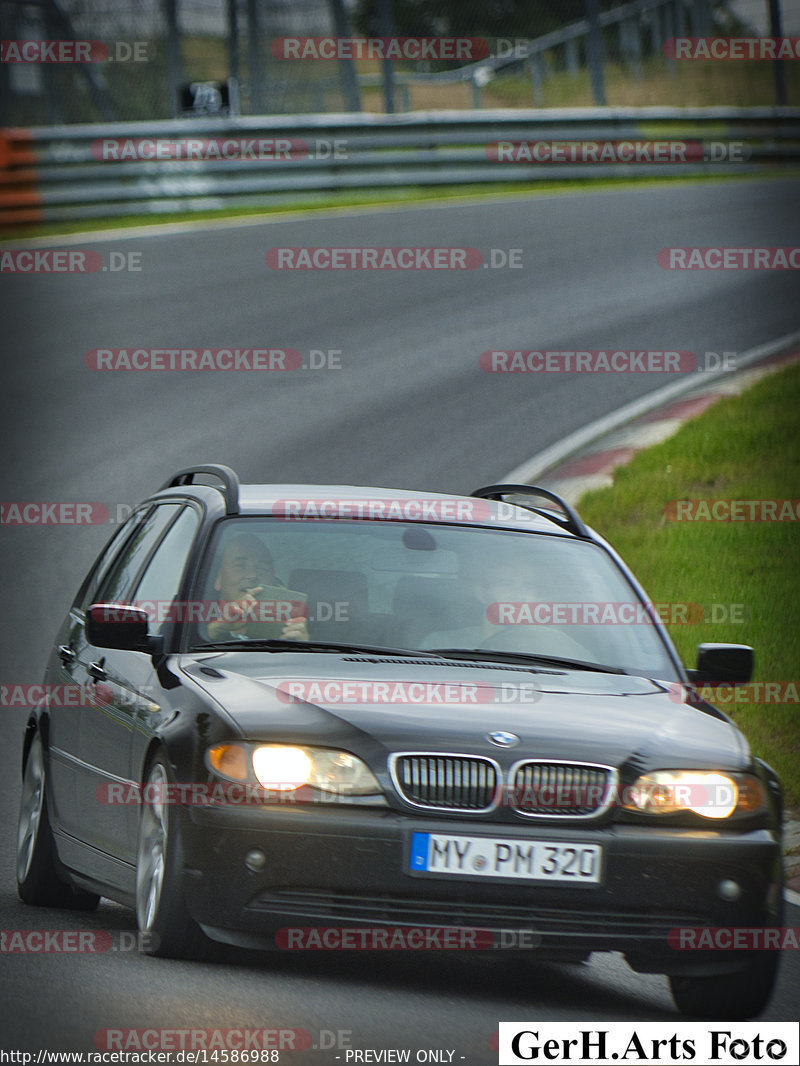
[179,651,749,771]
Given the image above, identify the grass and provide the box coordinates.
[576,361,800,812]
[346,56,800,111]
[478,57,800,110]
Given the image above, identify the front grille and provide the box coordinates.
[510,761,614,818]
[391,754,499,812]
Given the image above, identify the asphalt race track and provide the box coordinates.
[1,178,799,1054]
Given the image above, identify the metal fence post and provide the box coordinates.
[689,0,713,37]
[585,0,607,105]
[327,0,362,112]
[164,0,183,118]
[647,6,663,59]
[378,0,396,114]
[528,52,543,106]
[769,0,787,106]
[246,0,264,114]
[0,51,8,127]
[226,0,240,98]
[621,17,643,81]
[565,37,579,79]
[663,1,675,77]
[676,0,688,40]
[471,74,482,109]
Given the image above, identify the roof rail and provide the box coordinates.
[160,465,240,515]
[471,483,590,539]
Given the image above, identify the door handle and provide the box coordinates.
[58,645,76,665]
[87,661,107,682]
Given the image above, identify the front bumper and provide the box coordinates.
[181,802,782,972]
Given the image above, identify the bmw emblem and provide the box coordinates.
[487,731,520,748]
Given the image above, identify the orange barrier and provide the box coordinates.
[0,129,43,226]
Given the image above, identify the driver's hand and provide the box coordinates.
[282,615,309,641]
[207,589,309,642]
[207,586,264,640]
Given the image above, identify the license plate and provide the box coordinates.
[409,832,602,883]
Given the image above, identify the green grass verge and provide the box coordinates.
[576,361,800,812]
[482,57,800,109]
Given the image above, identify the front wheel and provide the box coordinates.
[17,731,99,910]
[136,756,212,959]
[669,950,781,1019]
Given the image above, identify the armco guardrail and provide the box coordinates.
[2,107,799,226]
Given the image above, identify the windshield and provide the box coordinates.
[183,518,679,679]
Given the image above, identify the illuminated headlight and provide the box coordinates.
[621,770,765,819]
[208,742,381,797]
[252,746,313,791]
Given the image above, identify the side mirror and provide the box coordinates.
[86,603,155,653]
[688,643,753,685]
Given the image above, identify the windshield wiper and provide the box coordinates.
[428,648,627,674]
[191,639,447,657]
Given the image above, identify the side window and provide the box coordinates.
[95,504,183,606]
[76,510,148,612]
[132,507,201,634]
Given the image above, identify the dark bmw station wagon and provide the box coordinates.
[17,465,783,1019]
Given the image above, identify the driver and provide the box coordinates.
[205,534,308,642]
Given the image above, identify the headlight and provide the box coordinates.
[621,770,766,819]
[207,742,381,797]
[252,746,314,791]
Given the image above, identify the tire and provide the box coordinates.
[17,731,100,910]
[669,949,781,1019]
[135,756,212,959]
